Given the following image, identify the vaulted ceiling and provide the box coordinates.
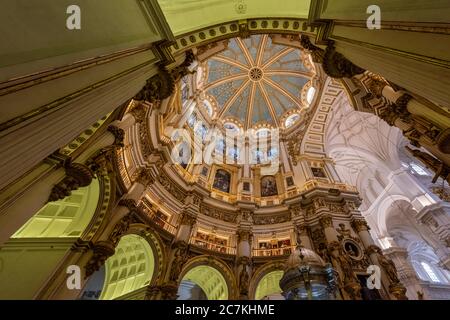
[202,34,314,129]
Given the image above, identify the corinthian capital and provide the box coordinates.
[48,162,94,202]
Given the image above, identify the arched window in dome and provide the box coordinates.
[224,122,239,133]
[203,100,213,117]
[213,169,231,193]
[410,163,428,176]
[215,137,225,155]
[261,176,278,197]
[285,114,300,128]
[254,149,264,164]
[188,112,197,128]
[306,86,316,104]
[256,128,270,137]
[227,146,240,162]
[421,262,440,283]
[267,147,278,161]
[195,123,209,142]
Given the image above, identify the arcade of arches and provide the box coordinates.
[0,1,449,300]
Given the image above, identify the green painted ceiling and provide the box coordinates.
[204,35,313,129]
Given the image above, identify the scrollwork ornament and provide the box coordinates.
[107,125,125,147]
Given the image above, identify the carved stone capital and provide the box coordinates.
[48,162,94,202]
[289,203,302,217]
[237,256,251,267]
[295,224,309,236]
[135,168,155,186]
[108,213,134,246]
[389,283,408,300]
[170,50,195,82]
[319,215,333,229]
[394,93,413,111]
[237,229,252,243]
[135,66,175,104]
[107,125,125,147]
[84,241,116,278]
[366,74,388,98]
[299,35,324,64]
[351,219,370,232]
[180,212,197,227]
[86,149,115,176]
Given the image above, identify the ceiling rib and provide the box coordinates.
[255,35,268,66]
[218,79,251,118]
[265,70,313,78]
[263,77,302,109]
[258,82,279,127]
[205,73,247,90]
[236,37,255,66]
[261,47,294,69]
[245,82,257,130]
[212,56,250,71]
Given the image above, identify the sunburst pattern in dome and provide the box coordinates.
[203,35,314,129]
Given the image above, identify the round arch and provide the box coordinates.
[249,261,284,300]
[179,265,228,300]
[12,179,100,238]
[100,234,155,300]
[377,195,412,236]
[178,255,238,300]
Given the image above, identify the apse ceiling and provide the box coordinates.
[203,34,314,130]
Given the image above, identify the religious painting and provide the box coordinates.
[286,176,294,187]
[213,169,231,193]
[201,166,209,177]
[311,167,327,178]
[243,182,250,192]
[261,175,278,197]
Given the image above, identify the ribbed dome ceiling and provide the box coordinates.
[203,34,315,130]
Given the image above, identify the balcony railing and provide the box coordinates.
[150,213,177,235]
[302,179,358,193]
[190,237,236,255]
[138,200,177,235]
[253,246,295,257]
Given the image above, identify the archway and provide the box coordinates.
[99,234,155,300]
[254,270,284,300]
[177,265,229,300]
